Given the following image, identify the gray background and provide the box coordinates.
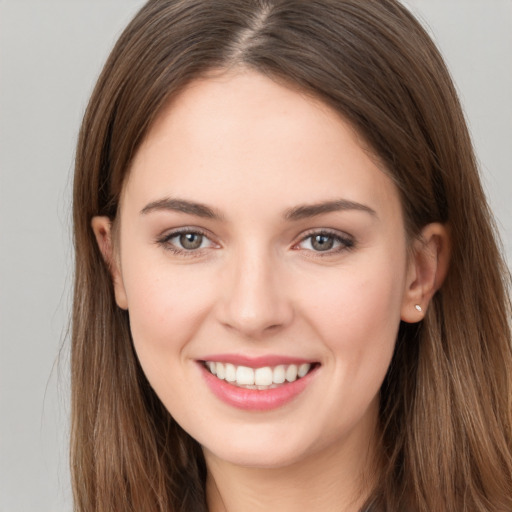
[0,1,510,510]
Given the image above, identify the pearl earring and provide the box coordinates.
[414,304,423,312]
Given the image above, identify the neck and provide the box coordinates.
[204,416,380,512]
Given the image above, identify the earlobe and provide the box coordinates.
[91,216,128,310]
[401,223,450,323]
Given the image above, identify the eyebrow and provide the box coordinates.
[140,197,224,220]
[284,199,377,221]
[140,197,377,221]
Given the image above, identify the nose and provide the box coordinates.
[216,246,294,339]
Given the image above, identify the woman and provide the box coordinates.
[71,1,512,510]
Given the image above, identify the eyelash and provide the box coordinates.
[156,228,355,257]
[293,229,355,256]
[156,228,216,257]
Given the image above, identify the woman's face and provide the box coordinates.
[99,71,420,469]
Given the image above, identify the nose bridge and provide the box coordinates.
[219,240,292,338]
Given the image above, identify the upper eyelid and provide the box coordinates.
[296,228,353,242]
[158,226,214,241]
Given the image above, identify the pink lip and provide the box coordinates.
[198,361,319,411]
[200,354,313,368]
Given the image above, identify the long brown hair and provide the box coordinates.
[71,1,512,510]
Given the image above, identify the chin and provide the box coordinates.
[198,421,327,470]
[204,443,307,470]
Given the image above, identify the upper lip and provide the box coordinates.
[198,354,317,368]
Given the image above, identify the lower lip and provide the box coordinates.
[199,363,318,411]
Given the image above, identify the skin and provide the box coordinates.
[93,70,449,511]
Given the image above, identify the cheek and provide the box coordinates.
[120,260,218,417]
[120,253,216,362]
[301,249,406,371]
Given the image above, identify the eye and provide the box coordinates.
[157,229,216,254]
[177,232,206,250]
[296,231,354,253]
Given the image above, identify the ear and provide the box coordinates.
[401,223,450,323]
[91,216,128,310]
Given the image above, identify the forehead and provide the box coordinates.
[122,70,402,221]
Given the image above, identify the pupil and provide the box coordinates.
[180,233,202,250]
[312,234,334,251]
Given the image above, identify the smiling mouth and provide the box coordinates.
[203,361,317,390]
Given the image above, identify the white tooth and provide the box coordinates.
[225,363,236,382]
[216,362,226,380]
[273,365,286,384]
[298,363,311,378]
[236,365,255,385]
[285,364,298,382]
[254,367,273,386]
[207,361,216,375]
